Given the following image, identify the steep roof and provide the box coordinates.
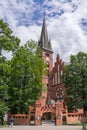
[39,17,52,52]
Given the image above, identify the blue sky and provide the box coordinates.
[0,0,87,62]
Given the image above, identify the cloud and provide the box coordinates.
[0,0,87,62]
[48,12,87,61]
[45,0,87,61]
[14,25,41,45]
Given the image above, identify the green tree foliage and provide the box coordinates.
[0,101,8,124]
[0,19,20,123]
[0,19,20,55]
[8,40,46,114]
[0,59,10,114]
[64,52,87,130]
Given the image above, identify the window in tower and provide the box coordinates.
[45,53,49,57]
[46,57,49,61]
[46,61,49,68]
[46,53,49,61]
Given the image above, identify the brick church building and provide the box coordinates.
[8,17,85,125]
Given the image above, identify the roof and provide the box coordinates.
[39,17,52,52]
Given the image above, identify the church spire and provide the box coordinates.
[39,17,52,52]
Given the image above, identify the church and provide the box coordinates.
[8,17,85,125]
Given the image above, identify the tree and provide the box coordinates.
[64,52,87,130]
[8,40,46,114]
[0,19,20,123]
[0,101,8,125]
[0,59,10,123]
[0,19,20,55]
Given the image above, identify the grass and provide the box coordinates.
[0,124,8,128]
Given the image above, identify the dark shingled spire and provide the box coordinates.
[39,17,52,52]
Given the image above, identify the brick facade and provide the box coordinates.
[8,18,86,125]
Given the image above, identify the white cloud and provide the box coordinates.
[0,0,87,62]
[14,25,41,45]
[46,0,87,61]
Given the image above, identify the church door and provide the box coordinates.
[42,112,56,125]
[62,116,67,125]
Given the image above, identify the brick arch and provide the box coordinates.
[41,111,56,125]
[41,105,56,115]
[41,111,56,119]
[42,111,55,115]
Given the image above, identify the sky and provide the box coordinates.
[0,0,87,62]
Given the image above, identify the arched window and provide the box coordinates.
[45,53,49,57]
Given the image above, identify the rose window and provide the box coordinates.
[56,88,64,100]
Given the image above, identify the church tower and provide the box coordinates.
[39,17,53,105]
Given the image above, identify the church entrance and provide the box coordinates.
[30,116,35,125]
[42,112,56,125]
[62,115,67,125]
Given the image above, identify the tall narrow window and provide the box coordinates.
[58,65,60,84]
[55,73,57,85]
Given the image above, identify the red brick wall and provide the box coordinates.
[8,114,29,125]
